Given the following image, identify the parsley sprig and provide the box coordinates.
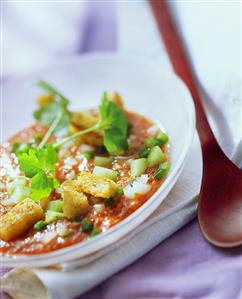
[15,85,129,201]
[17,145,59,201]
[55,92,129,155]
[34,80,72,137]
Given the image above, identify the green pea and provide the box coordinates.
[90,229,101,237]
[34,220,47,231]
[81,219,93,232]
[83,152,94,160]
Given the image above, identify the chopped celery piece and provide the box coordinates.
[154,162,170,180]
[130,158,147,177]
[48,200,63,212]
[94,156,113,167]
[45,210,64,224]
[34,220,47,231]
[83,152,94,160]
[81,219,93,232]
[93,166,118,181]
[147,146,165,167]
[157,132,169,144]
[139,148,151,158]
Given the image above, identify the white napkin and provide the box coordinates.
[1,132,202,299]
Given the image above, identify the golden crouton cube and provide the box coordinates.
[36,94,54,108]
[61,180,82,192]
[39,197,50,210]
[72,111,99,128]
[72,111,103,146]
[78,131,103,147]
[61,181,90,218]
[0,199,44,242]
[77,171,118,199]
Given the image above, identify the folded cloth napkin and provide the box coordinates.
[1,132,202,299]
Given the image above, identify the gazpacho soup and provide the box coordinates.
[0,81,170,255]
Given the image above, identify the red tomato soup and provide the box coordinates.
[0,99,170,255]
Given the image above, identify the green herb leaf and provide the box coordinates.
[17,145,59,201]
[12,142,34,156]
[34,80,72,136]
[37,80,69,102]
[55,92,129,155]
[99,93,129,155]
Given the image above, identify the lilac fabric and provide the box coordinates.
[79,221,242,299]
[1,2,242,299]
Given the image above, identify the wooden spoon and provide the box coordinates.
[150,0,242,247]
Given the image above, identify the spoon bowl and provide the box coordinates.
[199,145,242,247]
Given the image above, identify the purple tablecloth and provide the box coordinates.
[1,2,242,299]
[80,220,242,299]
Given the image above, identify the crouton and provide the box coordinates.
[71,111,103,146]
[77,171,118,199]
[62,190,90,219]
[77,132,103,147]
[0,199,44,242]
[36,94,54,108]
[72,111,99,128]
[61,181,90,218]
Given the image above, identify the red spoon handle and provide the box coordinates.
[149,0,218,149]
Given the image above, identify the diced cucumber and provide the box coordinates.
[3,178,30,206]
[157,132,169,144]
[145,137,161,148]
[154,162,170,180]
[130,158,147,177]
[147,146,165,167]
[48,200,63,212]
[94,156,113,167]
[45,210,64,224]
[93,166,118,181]
[145,133,169,148]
